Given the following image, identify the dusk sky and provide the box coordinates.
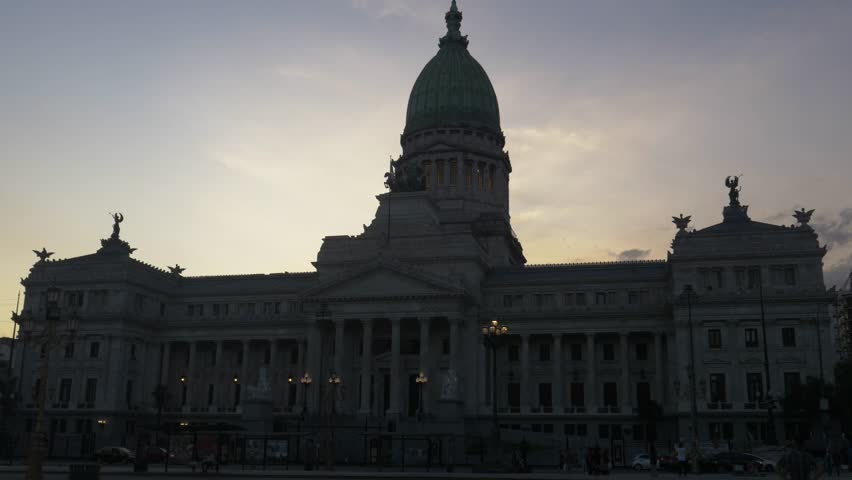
[2,0,852,337]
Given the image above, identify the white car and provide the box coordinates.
[632,453,652,470]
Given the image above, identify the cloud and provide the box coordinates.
[350,0,435,23]
[824,253,852,290]
[610,248,652,261]
[813,208,852,248]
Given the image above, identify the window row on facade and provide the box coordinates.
[705,325,802,349]
[698,264,798,292]
[498,289,663,311]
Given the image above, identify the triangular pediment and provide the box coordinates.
[301,258,465,301]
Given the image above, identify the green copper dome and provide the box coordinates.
[404,1,501,136]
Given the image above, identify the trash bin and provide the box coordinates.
[69,463,100,480]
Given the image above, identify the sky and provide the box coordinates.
[2,0,852,337]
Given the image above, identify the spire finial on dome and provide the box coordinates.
[440,0,469,48]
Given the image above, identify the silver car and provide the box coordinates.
[632,453,653,470]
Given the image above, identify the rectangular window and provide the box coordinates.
[198,304,205,316]
[89,342,100,359]
[64,342,75,359]
[603,382,618,406]
[636,343,648,361]
[436,160,445,184]
[708,329,723,349]
[449,159,458,185]
[187,305,194,316]
[782,327,796,347]
[503,295,513,308]
[488,164,495,191]
[507,382,521,409]
[563,293,574,306]
[464,161,473,187]
[129,344,136,360]
[746,373,763,402]
[636,382,651,406]
[476,162,485,189]
[628,291,638,304]
[599,424,609,439]
[571,382,585,407]
[713,269,723,289]
[745,328,759,348]
[595,292,607,305]
[709,373,726,402]
[213,304,220,316]
[577,424,588,436]
[784,372,800,394]
[640,290,650,304]
[784,267,797,285]
[274,302,281,314]
[570,344,582,361]
[735,269,746,289]
[85,378,97,404]
[576,293,586,306]
[539,344,551,361]
[207,385,215,406]
[538,383,552,407]
[748,268,761,289]
[603,343,615,361]
[59,378,72,403]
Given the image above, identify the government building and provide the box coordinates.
[9,1,837,467]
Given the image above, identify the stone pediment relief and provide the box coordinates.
[302,258,466,301]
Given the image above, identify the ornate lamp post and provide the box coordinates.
[480,318,508,464]
[299,373,312,417]
[681,285,700,473]
[756,270,778,445]
[21,287,78,480]
[326,372,341,468]
[415,372,428,421]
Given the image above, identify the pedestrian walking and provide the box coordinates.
[675,442,688,477]
[650,444,659,478]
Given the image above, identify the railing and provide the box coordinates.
[597,405,621,414]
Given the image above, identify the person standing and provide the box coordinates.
[778,436,822,480]
[675,442,688,477]
[650,444,659,478]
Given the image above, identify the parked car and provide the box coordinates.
[711,452,763,473]
[632,453,652,470]
[742,453,777,471]
[94,446,135,464]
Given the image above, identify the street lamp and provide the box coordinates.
[299,373,312,416]
[480,318,508,464]
[755,270,778,445]
[415,372,428,421]
[326,372,341,468]
[681,285,700,473]
[22,286,77,480]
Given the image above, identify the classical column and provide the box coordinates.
[215,340,224,410]
[269,340,278,404]
[586,334,596,411]
[187,341,197,409]
[160,341,171,385]
[360,319,373,414]
[620,333,630,412]
[449,318,460,373]
[388,318,401,415]
[654,332,664,403]
[419,317,432,413]
[297,338,306,412]
[520,334,530,414]
[240,340,250,401]
[553,333,563,413]
[334,320,345,376]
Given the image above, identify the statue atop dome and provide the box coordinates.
[439,0,469,48]
[725,176,741,206]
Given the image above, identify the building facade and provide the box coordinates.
[9,1,837,464]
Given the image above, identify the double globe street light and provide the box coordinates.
[19,287,79,480]
[480,319,508,464]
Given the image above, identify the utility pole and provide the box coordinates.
[757,270,777,445]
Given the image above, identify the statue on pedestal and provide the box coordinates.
[725,176,741,206]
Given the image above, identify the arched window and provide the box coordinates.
[449,159,458,186]
[423,160,433,189]
[477,162,486,190]
[464,160,473,187]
